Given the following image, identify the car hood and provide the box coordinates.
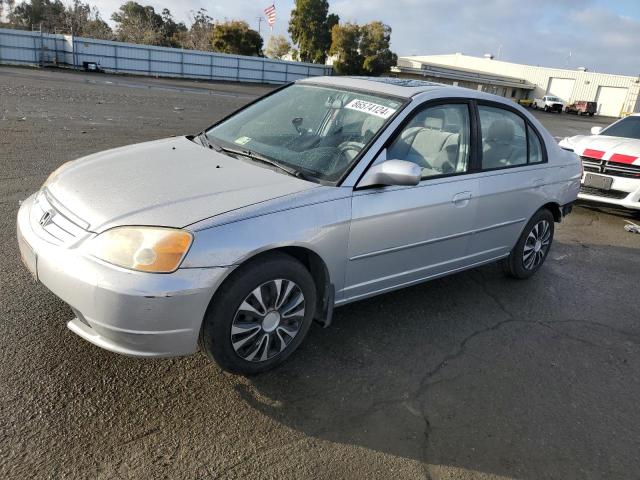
[559,134,640,164]
[46,136,317,232]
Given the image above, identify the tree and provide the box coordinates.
[9,0,65,30]
[0,0,17,23]
[329,21,396,76]
[160,8,187,47]
[329,22,362,75]
[111,2,185,47]
[211,20,262,56]
[183,8,214,51]
[265,34,291,59]
[289,0,338,64]
[360,21,396,76]
[60,0,112,38]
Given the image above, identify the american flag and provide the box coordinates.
[264,4,276,27]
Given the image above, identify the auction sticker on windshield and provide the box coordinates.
[345,99,396,119]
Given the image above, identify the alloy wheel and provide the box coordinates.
[523,220,551,270]
[230,279,306,362]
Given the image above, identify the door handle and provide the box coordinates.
[452,191,472,207]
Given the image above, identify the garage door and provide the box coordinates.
[546,78,575,103]
[595,86,628,117]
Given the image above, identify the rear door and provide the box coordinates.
[343,101,480,302]
[468,102,550,262]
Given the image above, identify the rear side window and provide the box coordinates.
[479,106,527,169]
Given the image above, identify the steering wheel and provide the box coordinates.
[337,141,366,164]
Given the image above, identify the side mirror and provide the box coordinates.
[591,126,603,135]
[359,160,422,188]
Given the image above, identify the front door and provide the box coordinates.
[342,102,479,302]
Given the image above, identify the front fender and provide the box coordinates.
[182,196,352,300]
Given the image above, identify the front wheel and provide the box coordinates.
[501,209,555,279]
[200,253,317,374]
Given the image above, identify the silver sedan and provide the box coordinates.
[17,77,581,374]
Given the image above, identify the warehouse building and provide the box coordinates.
[392,53,640,117]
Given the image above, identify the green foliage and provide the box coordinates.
[211,20,263,57]
[9,0,65,30]
[4,0,111,37]
[62,0,112,38]
[182,8,214,51]
[360,21,397,76]
[329,22,362,75]
[330,21,396,76]
[111,2,185,47]
[289,0,338,64]
[265,34,292,60]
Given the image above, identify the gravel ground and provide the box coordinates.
[1,66,639,480]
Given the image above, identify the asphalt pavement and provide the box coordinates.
[1,67,639,479]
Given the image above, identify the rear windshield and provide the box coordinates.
[601,116,640,140]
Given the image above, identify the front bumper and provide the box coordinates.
[17,193,230,357]
[578,173,640,211]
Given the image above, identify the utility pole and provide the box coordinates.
[256,16,263,35]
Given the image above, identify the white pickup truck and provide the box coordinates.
[532,95,565,113]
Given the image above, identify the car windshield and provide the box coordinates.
[205,83,404,183]
[601,116,640,140]
[547,96,561,102]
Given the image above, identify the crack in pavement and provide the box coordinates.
[410,268,638,479]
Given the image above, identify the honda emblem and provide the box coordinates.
[39,210,54,227]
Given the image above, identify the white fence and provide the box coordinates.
[0,27,332,84]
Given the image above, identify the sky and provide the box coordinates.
[85,0,640,76]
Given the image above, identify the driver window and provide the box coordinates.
[387,104,470,179]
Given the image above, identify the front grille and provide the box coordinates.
[580,186,629,199]
[581,156,640,179]
[30,190,89,246]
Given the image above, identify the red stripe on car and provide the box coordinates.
[583,149,606,159]
[609,153,638,165]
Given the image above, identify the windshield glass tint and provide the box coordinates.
[206,84,403,182]
[601,116,640,140]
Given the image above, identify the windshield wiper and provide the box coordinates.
[198,132,223,152]
[220,146,315,181]
[198,133,316,182]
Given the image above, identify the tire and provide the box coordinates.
[544,106,549,112]
[532,103,537,110]
[200,253,317,374]
[589,112,594,117]
[500,209,555,279]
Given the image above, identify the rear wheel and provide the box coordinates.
[200,253,317,374]
[501,209,555,279]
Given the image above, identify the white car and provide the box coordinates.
[533,96,565,113]
[559,114,640,210]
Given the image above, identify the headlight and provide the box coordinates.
[88,226,193,273]
[42,161,72,188]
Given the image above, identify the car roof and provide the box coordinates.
[297,76,445,98]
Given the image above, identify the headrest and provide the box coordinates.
[424,110,445,130]
[487,119,514,142]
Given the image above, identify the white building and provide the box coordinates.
[393,53,640,117]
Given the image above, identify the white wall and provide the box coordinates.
[0,28,332,84]
[400,53,640,116]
